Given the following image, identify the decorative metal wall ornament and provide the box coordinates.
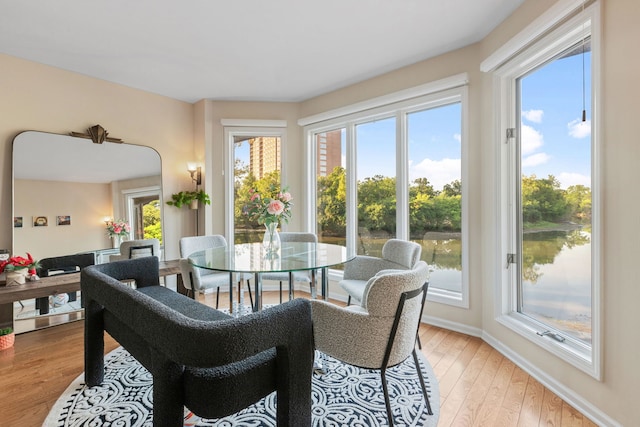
[70,124,123,144]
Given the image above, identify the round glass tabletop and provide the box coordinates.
[188,242,353,274]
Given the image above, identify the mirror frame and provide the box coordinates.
[12,127,164,262]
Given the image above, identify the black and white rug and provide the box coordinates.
[44,347,439,426]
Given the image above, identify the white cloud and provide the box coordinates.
[557,172,590,189]
[522,152,551,168]
[521,124,544,155]
[410,157,460,190]
[568,119,591,138]
[453,133,461,143]
[522,109,544,123]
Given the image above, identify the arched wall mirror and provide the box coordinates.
[12,129,163,263]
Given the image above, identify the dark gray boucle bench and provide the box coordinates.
[82,256,313,427]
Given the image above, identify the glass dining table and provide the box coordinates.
[188,242,354,313]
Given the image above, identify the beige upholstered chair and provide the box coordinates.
[339,238,422,305]
[179,235,253,308]
[109,238,161,262]
[260,232,318,303]
[311,261,432,426]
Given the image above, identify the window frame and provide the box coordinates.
[491,2,601,378]
[222,123,288,241]
[301,75,469,307]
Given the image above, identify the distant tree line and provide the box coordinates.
[521,174,591,225]
[234,165,591,237]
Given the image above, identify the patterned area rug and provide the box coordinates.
[44,346,439,426]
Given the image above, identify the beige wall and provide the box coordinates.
[1,0,637,424]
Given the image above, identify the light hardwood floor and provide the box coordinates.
[0,291,597,427]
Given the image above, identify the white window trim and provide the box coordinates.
[488,2,601,379]
[222,125,287,240]
[302,76,469,308]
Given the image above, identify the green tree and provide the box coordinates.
[442,179,462,197]
[565,184,591,222]
[411,177,438,198]
[357,175,396,233]
[317,166,346,236]
[521,174,569,223]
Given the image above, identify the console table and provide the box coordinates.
[0,259,181,332]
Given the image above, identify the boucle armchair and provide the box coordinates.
[312,260,432,426]
[339,238,422,305]
[83,257,314,426]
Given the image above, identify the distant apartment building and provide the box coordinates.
[317,130,342,177]
[249,137,281,178]
[248,132,341,179]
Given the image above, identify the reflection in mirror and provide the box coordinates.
[12,131,163,263]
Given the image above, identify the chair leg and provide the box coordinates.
[412,349,433,415]
[380,367,395,427]
[347,295,352,306]
[215,288,220,309]
[416,334,422,349]
[288,272,294,300]
[279,281,283,304]
[310,269,317,299]
[245,280,254,309]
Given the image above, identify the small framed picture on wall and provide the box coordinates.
[33,216,48,227]
[14,217,23,228]
[56,215,71,226]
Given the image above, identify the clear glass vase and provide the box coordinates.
[263,222,281,254]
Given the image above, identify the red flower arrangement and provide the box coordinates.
[0,252,40,275]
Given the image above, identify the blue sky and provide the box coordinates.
[353,104,462,190]
[520,50,592,189]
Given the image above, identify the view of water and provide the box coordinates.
[521,230,592,343]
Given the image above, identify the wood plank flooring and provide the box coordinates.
[0,291,597,426]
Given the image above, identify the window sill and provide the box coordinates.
[497,312,599,379]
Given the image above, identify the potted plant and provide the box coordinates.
[166,189,211,209]
[0,327,15,351]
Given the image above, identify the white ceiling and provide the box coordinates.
[0,0,524,103]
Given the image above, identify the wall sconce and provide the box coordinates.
[188,164,202,186]
[103,216,112,225]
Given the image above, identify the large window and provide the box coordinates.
[303,77,469,306]
[223,124,286,243]
[492,3,600,376]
